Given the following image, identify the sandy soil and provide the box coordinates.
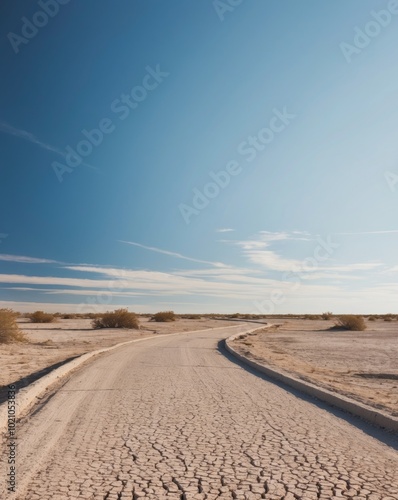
[232,319,398,417]
[0,317,235,403]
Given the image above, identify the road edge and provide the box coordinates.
[0,323,244,433]
[225,330,398,433]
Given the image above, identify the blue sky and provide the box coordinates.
[0,0,397,314]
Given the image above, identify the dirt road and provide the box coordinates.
[1,325,398,499]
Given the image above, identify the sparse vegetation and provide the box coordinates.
[29,311,56,323]
[92,309,139,329]
[321,312,333,320]
[151,311,176,322]
[84,312,103,319]
[335,315,366,331]
[368,316,376,321]
[304,314,320,320]
[0,309,27,343]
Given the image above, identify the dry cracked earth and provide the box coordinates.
[1,324,398,499]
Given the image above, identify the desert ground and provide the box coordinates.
[1,324,397,499]
[0,316,236,404]
[231,318,398,417]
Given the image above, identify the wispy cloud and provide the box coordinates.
[227,231,384,274]
[119,240,227,268]
[224,231,313,250]
[0,120,97,171]
[0,254,58,264]
[336,230,398,236]
[216,228,235,233]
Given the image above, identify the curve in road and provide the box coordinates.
[1,325,398,499]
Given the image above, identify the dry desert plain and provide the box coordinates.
[231,318,398,417]
[0,316,236,404]
[1,315,397,416]
[1,315,398,498]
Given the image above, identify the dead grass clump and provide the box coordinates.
[304,314,320,320]
[151,311,176,322]
[335,315,366,331]
[321,312,333,320]
[29,311,56,323]
[92,309,139,329]
[84,312,103,319]
[0,309,27,344]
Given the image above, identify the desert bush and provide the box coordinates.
[151,311,176,322]
[321,312,333,320]
[0,309,27,343]
[61,313,78,319]
[335,315,366,331]
[304,314,320,320]
[92,309,139,329]
[368,316,376,321]
[84,312,103,319]
[29,311,56,323]
[185,314,202,319]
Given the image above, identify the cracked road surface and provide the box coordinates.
[1,325,398,499]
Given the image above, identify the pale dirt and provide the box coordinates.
[1,325,397,498]
[0,317,235,402]
[232,319,398,417]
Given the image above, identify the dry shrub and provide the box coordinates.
[30,311,56,323]
[240,314,258,319]
[0,309,27,344]
[84,312,103,319]
[151,311,176,322]
[61,313,78,319]
[92,309,139,329]
[321,312,333,320]
[368,316,376,321]
[336,315,366,331]
[185,314,202,319]
[304,314,320,320]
